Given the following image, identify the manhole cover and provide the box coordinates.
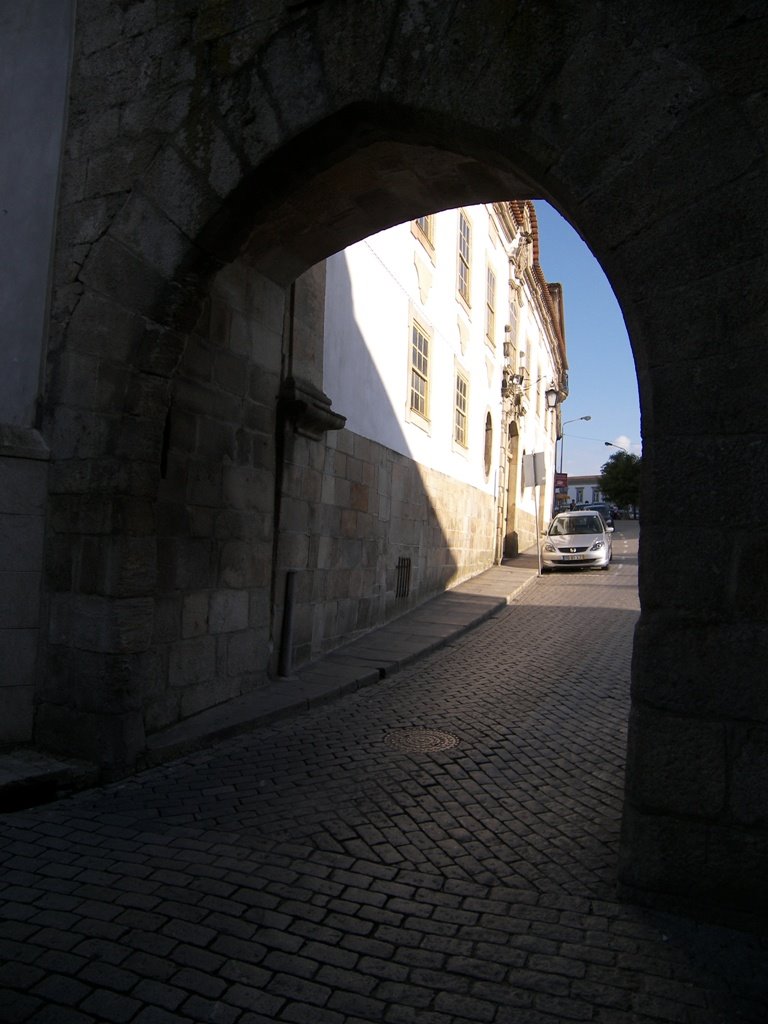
[383,727,459,752]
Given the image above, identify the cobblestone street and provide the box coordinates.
[2,523,767,1023]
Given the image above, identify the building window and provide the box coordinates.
[454,371,468,447]
[414,215,434,246]
[457,211,471,304]
[576,487,584,503]
[485,266,496,343]
[410,319,430,419]
[592,487,601,502]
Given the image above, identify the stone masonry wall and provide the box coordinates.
[0,433,49,747]
[275,427,496,669]
[147,261,284,735]
[514,507,539,556]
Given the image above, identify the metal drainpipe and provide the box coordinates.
[271,281,296,673]
[494,409,510,563]
[494,453,506,564]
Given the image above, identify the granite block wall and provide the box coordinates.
[274,427,496,668]
[144,260,284,735]
[0,432,49,747]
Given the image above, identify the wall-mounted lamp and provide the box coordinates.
[501,369,526,400]
[545,384,559,409]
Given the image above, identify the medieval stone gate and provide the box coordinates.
[2,1,766,916]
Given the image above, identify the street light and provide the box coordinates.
[604,441,629,453]
[559,415,591,473]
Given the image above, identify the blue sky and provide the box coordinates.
[534,202,641,477]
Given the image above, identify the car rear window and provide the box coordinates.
[549,515,603,536]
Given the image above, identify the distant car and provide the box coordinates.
[542,510,614,571]
[581,502,614,527]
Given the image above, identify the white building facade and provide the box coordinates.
[311,201,567,634]
[564,475,605,506]
[325,202,568,557]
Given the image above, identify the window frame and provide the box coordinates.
[407,315,431,429]
[413,214,435,252]
[457,210,472,307]
[485,264,496,345]
[453,367,469,449]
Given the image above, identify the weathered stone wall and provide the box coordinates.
[148,261,284,734]
[514,506,538,555]
[0,1,74,746]
[275,427,496,668]
[0,434,49,747]
[37,256,285,756]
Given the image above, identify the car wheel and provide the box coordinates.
[601,563,610,571]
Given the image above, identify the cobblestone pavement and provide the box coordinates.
[2,523,767,1023]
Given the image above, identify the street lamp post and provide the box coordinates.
[559,415,591,473]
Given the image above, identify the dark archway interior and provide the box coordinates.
[151,130,563,735]
[174,109,549,283]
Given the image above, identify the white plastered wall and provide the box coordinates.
[324,206,508,494]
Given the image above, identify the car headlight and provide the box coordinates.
[543,542,556,552]
[590,540,604,551]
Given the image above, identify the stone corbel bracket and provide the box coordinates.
[279,376,346,440]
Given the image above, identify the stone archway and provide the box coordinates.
[39,1,768,914]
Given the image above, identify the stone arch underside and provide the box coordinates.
[39,1,768,915]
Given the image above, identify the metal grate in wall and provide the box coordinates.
[395,556,411,598]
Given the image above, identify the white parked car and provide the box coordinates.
[542,510,614,571]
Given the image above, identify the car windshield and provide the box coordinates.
[549,515,602,536]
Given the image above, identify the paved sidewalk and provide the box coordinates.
[145,551,541,766]
[0,550,541,802]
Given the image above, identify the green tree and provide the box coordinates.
[599,451,641,508]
